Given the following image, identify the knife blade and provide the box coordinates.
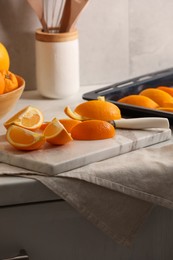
[110,117,170,129]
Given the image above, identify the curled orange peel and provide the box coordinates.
[64,106,89,121]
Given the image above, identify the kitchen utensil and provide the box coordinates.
[65,0,89,32]
[68,0,89,32]
[110,117,169,130]
[59,0,72,32]
[27,0,48,32]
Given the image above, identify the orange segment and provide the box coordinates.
[6,125,45,151]
[118,95,159,109]
[43,118,73,145]
[40,119,81,133]
[139,88,173,106]
[71,120,116,140]
[59,119,81,133]
[4,106,44,130]
[74,100,121,121]
[157,86,173,97]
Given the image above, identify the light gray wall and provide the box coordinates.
[0,0,173,90]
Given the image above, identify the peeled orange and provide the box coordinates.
[0,43,10,71]
[4,106,44,130]
[44,118,73,145]
[71,120,115,140]
[6,125,45,151]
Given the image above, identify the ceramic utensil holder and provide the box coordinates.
[35,29,80,99]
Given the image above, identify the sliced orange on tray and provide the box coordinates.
[139,88,173,107]
[118,95,159,109]
[6,125,45,151]
[4,106,44,130]
[157,86,173,97]
[43,118,73,145]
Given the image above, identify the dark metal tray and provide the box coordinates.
[83,68,173,124]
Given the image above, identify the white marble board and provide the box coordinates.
[0,128,171,175]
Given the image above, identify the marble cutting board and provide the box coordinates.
[0,128,171,175]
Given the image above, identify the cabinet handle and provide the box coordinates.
[1,250,29,260]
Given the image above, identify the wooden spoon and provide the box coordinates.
[67,0,89,32]
[59,0,72,33]
[27,0,48,32]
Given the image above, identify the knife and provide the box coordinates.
[110,117,170,129]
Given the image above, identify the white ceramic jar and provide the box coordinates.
[35,29,80,99]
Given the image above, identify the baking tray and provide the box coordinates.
[83,68,173,124]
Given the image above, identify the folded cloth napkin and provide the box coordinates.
[1,142,173,245]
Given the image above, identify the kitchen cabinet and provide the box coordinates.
[1,177,173,260]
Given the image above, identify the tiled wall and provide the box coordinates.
[0,0,173,90]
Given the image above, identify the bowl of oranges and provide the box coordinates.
[0,42,25,120]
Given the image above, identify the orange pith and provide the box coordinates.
[139,88,173,107]
[118,95,159,109]
[43,118,73,145]
[6,125,45,151]
[157,86,173,97]
[4,106,44,130]
[71,120,116,140]
[74,100,121,121]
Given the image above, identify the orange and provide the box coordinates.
[71,120,115,140]
[156,107,173,112]
[118,95,159,109]
[160,102,173,108]
[0,43,10,71]
[65,100,121,121]
[40,119,81,133]
[59,119,81,132]
[139,88,173,106]
[4,106,44,130]
[0,72,5,94]
[6,125,45,151]
[1,70,18,93]
[64,106,88,121]
[43,118,73,145]
[157,86,173,97]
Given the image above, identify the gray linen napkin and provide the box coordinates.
[1,143,173,245]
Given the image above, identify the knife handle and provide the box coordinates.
[113,117,170,129]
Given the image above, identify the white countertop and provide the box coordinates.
[0,85,104,206]
[0,85,172,207]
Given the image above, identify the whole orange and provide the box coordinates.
[0,43,10,71]
[0,72,5,94]
[1,70,18,93]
